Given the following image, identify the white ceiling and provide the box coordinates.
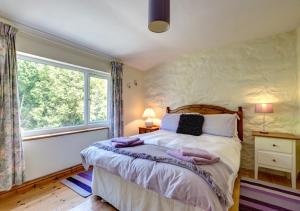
[1,0,300,71]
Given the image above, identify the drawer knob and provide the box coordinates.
[272,159,276,162]
[272,144,277,147]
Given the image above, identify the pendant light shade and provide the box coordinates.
[148,0,170,33]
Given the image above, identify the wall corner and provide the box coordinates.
[297,26,300,135]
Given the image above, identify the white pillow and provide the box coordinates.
[202,114,237,137]
[160,113,181,132]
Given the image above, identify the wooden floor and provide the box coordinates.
[0,169,299,211]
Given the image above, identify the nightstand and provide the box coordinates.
[139,126,159,134]
[253,131,300,188]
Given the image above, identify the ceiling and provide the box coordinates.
[1,0,300,71]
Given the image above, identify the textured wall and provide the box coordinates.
[144,31,298,169]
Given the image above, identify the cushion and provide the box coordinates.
[202,114,237,137]
[176,114,204,136]
[160,113,181,132]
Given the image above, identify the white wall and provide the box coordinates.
[144,31,298,170]
[123,65,145,136]
[297,26,300,135]
[1,20,145,180]
[23,130,108,181]
[16,31,111,72]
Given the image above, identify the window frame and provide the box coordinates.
[17,52,111,138]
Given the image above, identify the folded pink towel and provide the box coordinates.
[111,139,144,148]
[166,149,220,165]
[180,147,213,160]
[111,137,140,144]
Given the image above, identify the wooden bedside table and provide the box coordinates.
[139,126,159,134]
[253,131,300,188]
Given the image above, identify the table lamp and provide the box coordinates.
[142,108,156,127]
[255,103,273,134]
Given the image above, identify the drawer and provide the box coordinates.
[257,151,293,170]
[255,137,293,154]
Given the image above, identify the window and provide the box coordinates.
[89,75,108,122]
[17,53,110,136]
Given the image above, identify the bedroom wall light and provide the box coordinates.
[126,80,138,88]
[255,103,273,134]
[148,0,170,33]
[142,108,156,127]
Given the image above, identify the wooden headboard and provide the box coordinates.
[166,104,243,141]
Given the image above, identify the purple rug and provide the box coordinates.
[61,169,93,197]
[239,177,300,211]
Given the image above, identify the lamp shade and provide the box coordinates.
[142,108,156,118]
[255,103,273,113]
[148,0,170,33]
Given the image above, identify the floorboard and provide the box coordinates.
[0,168,298,211]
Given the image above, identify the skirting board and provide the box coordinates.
[0,164,85,199]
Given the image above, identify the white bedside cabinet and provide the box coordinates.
[253,131,300,189]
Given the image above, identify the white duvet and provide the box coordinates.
[137,130,241,171]
[135,129,242,192]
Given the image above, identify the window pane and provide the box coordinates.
[89,76,108,122]
[18,59,84,131]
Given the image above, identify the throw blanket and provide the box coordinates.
[111,137,144,148]
[81,141,233,209]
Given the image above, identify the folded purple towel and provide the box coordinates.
[112,140,144,148]
[180,147,213,160]
[166,149,220,165]
[111,137,140,144]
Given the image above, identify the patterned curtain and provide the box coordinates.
[110,61,124,138]
[0,22,24,191]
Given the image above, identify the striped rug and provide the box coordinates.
[61,170,93,197]
[240,177,300,211]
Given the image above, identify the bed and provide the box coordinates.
[81,104,243,211]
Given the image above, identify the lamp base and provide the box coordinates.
[145,119,153,128]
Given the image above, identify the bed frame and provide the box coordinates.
[167,104,243,141]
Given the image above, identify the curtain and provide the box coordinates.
[0,22,24,191]
[110,61,124,138]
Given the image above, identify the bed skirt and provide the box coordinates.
[92,167,225,211]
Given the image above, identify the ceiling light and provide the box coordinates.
[148,0,170,33]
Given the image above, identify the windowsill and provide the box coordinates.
[22,126,109,141]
